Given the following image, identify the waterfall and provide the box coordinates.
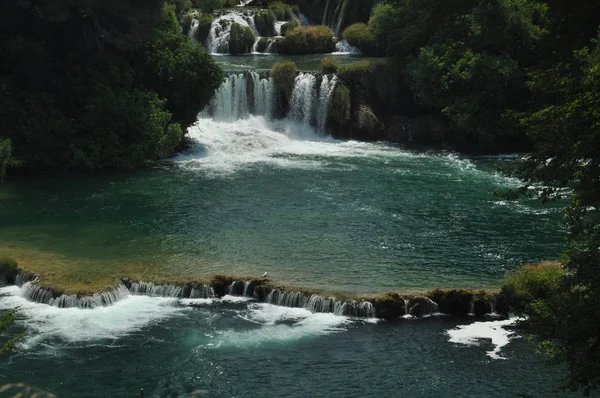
[265,38,277,53]
[334,40,360,54]
[251,37,261,53]
[298,13,310,27]
[188,18,200,42]
[129,281,215,299]
[322,0,331,25]
[206,12,258,54]
[317,74,337,133]
[288,73,317,125]
[408,297,440,317]
[207,72,274,121]
[21,282,130,309]
[274,21,286,36]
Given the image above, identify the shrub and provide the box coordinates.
[342,23,379,56]
[337,60,374,81]
[279,25,335,54]
[0,257,19,284]
[254,10,277,37]
[228,23,255,54]
[173,0,192,15]
[321,57,340,74]
[268,1,294,21]
[221,0,238,8]
[500,261,566,312]
[271,60,297,96]
[191,0,221,13]
[195,13,214,44]
[280,19,300,36]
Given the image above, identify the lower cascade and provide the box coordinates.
[9,272,496,319]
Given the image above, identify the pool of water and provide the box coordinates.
[0,116,565,294]
[0,285,579,397]
[213,53,381,72]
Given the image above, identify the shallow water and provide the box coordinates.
[0,285,580,397]
[0,116,565,293]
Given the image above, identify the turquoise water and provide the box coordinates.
[0,286,580,397]
[0,99,571,397]
[0,116,564,293]
[213,54,380,72]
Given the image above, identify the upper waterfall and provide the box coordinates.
[206,12,258,54]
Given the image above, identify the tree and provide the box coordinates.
[517,33,600,394]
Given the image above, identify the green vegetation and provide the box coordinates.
[191,0,221,13]
[342,23,378,56]
[194,13,214,44]
[279,26,335,55]
[228,23,255,54]
[321,57,340,74]
[328,84,351,128]
[268,1,294,21]
[0,309,24,354]
[500,262,565,313]
[0,2,223,176]
[221,0,238,8]
[254,10,277,37]
[270,61,298,96]
[281,19,300,36]
[0,139,21,184]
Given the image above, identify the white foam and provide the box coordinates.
[0,285,186,348]
[176,116,412,176]
[446,317,522,359]
[205,303,349,348]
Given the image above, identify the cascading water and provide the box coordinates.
[334,40,360,54]
[317,74,337,133]
[288,73,317,125]
[206,72,274,121]
[206,12,258,53]
[21,281,130,309]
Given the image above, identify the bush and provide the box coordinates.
[321,56,340,74]
[338,60,374,81]
[195,13,214,44]
[268,1,294,21]
[342,23,379,56]
[228,23,255,54]
[0,257,19,284]
[271,60,297,96]
[279,25,335,54]
[500,261,566,312]
[191,0,221,13]
[281,19,300,36]
[221,0,238,8]
[254,10,277,37]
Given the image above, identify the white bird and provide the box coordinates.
[261,272,268,278]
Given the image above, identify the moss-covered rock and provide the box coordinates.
[271,61,297,113]
[328,84,351,132]
[278,26,335,54]
[473,299,492,316]
[254,10,277,37]
[357,105,382,136]
[429,289,473,316]
[372,292,406,319]
[281,19,300,36]
[407,296,438,317]
[228,23,255,54]
[0,257,19,284]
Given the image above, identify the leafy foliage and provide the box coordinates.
[281,19,300,36]
[268,1,295,21]
[279,26,335,54]
[321,57,340,74]
[254,10,277,37]
[342,23,379,56]
[228,23,255,54]
[500,262,566,312]
[0,2,223,173]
